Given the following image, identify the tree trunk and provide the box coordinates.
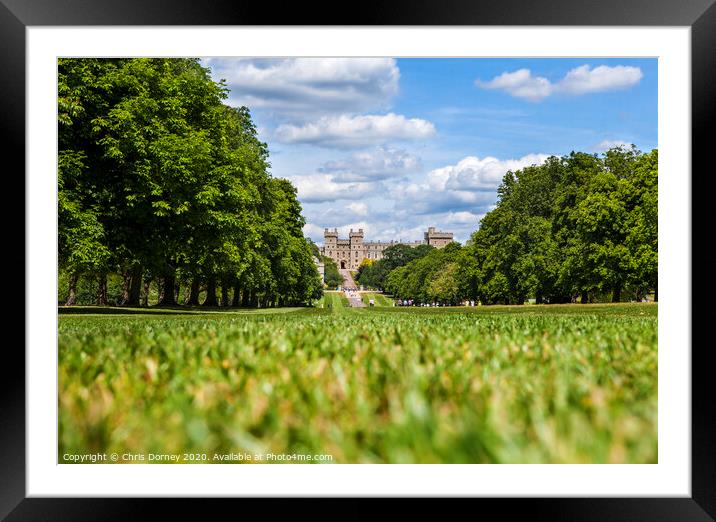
[119,271,132,305]
[203,277,218,307]
[174,281,181,304]
[158,274,176,306]
[612,282,622,303]
[580,291,589,304]
[186,279,200,306]
[127,266,142,306]
[241,287,251,307]
[97,273,108,306]
[65,272,78,306]
[654,283,658,302]
[221,279,230,307]
[141,279,151,307]
[231,282,242,307]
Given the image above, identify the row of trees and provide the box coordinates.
[361,146,658,305]
[59,58,322,307]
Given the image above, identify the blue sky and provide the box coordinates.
[202,58,657,244]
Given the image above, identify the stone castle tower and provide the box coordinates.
[320,227,454,270]
[424,227,454,248]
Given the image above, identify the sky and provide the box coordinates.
[201,58,657,245]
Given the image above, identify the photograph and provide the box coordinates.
[57,56,658,465]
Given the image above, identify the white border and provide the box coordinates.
[27,27,690,496]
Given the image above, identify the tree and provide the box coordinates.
[322,257,344,289]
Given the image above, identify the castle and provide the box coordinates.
[320,227,454,270]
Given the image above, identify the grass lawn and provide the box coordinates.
[58,302,657,463]
[360,292,395,307]
[315,291,350,310]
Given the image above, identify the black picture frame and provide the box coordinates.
[3,0,712,519]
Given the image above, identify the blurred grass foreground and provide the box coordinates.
[58,303,657,463]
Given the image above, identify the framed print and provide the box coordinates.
[3,0,714,519]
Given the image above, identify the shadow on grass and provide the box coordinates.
[58,305,266,316]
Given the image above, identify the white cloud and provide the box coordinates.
[203,58,399,118]
[594,139,633,151]
[476,65,643,101]
[336,222,371,237]
[346,202,369,216]
[559,65,643,95]
[290,174,378,203]
[303,222,326,241]
[274,113,436,149]
[476,69,553,102]
[393,184,498,216]
[445,211,485,225]
[393,153,549,215]
[319,147,422,181]
[429,154,550,191]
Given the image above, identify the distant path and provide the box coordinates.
[339,269,365,308]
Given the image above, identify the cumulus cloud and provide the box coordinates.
[303,222,327,241]
[428,154,550,192]
[346,202,369,216]
[275,113,436,149]
[203,58,399,118]
[319,147,422,181]
[444,211,485,225]
[594,139,633,151]
[393,153,549,215]
[475,69,553,102]
[476,65,643,101]
[290,174,378,203]
[393,184,498,216]
[559,65,643,95]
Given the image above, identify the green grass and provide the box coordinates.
[360,292,394,307]
[315,291,350,310]
[58,302,657,463]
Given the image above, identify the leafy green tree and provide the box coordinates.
[322,257,344,289]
